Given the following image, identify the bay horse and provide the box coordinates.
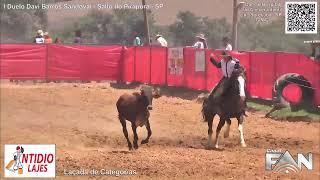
[201,67,247,149]
[116,85,160,150]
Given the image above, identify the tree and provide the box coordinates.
[168,11,232,48]
[0,0,48,43]
[60,9,156,45]
[237,17,317,54]
[169,11,204,46]
[202,17,231,49]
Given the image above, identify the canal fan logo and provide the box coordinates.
[265,149,313,174]
[4,144,56,178]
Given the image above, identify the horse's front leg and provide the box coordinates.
[214,117,225,149]
[141,120,152,144]
[237,115,247,147]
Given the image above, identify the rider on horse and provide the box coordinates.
[208,51,246,104]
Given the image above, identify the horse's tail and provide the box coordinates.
[201,97,211,122]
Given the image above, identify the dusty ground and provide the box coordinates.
[0,82,319,180]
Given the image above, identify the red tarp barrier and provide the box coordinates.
[299,55,320,105]
[184,48,206,90]
[0,44,46,79]
[47,45,86,80]
[84,45,122,80]
[122,47,135,82]
[315,64,320,105]
[249,52,276,100]
[275,53,317,104]
[275,52,301,77]
[47,45,122,80]
[315,61,320,105]
[167,48,185,87]
[150,47,167,85]
[135,47,151,83]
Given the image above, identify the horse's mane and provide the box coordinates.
[231,66,246,80]
[224,66,246,96]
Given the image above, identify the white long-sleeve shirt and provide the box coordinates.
[193,41,205,49]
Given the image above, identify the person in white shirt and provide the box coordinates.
[193,34,208,49]
[155,34,168,47]
[222,37,232,51]
[34,30,44,44]
[209,51,246,102]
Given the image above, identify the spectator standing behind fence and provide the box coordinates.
[155,34,168,47]
[74,30,82,44]
[43,32,52,44]
[34,30,45,44]
[54,37,63,44]
[193,34,208,49]
[133,32,143,46]
[222,37,232,51]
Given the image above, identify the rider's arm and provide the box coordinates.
[209,53,221,68]
[210,57,221,68]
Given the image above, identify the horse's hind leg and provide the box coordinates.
[214,117,226,149]
[119,116,132,150]
[224,119,231,138]
[141,120,152,144]
[237,115,247,147]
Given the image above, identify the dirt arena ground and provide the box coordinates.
[1,82,319,179]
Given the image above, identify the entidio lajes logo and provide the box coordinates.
[4,144,56,178]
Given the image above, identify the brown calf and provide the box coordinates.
[116,85,160,150]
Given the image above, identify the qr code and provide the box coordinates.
[285,2,317,34]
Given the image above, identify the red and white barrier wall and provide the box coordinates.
[0,44,319,106]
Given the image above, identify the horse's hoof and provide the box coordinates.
[128,144,133,150]
[206,145,214,150]
[241,143,247,148]
[141,140,149,144]
[224,133,229,138]
[133,144,139,149]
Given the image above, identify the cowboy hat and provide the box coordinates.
[196,33,205,40]
[37,30,44,36]
[43,32,49,36]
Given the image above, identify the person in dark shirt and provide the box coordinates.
[74,30,82,44]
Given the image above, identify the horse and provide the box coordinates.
[116,85,160,150]
[201,67,247,149]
